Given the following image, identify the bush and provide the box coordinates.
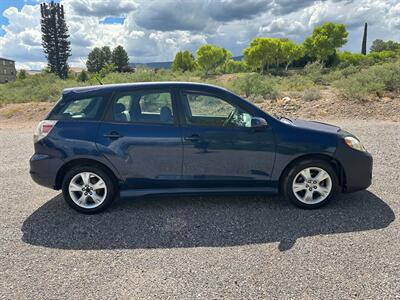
[302,88,321,101]
[340,65,360,78]
[304,61,328,83]
[17,70,27,80]
[0,73,83,103]
[279,74,315,91]
[369,62,400,91]
[77,70,89,82]
[230,73,278,99]
[99,63,117,77]
[337,51,372,68]
[334,62,400,100]
[334,71,385,100]
[225,60,248,74]
[337,50,398,68]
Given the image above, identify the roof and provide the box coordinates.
[62,81,229,94]
[0,57,15,62]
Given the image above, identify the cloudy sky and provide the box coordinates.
[0,0,399,70]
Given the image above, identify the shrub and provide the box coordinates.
[0,73,83,103]
[334,62,400,100]
[340,65,360,78]
[302,88,321,101]
[230,73,278,99]
[369,62,400,91]
[99,63,117,77]
[334,71,385,100]
[279,74,315,91]
[18,70,27,80]
[225,60,248,73]
[337,50,398,68]
[368,50,398,64]
[337,51,372,68]
[304,61,328,83]
[77,70,89,82]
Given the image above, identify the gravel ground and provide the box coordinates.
[0,120,399,299]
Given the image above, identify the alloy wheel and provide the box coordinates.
[292,167,332,204]
[68,172,107,209]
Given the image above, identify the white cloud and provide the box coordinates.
[65,0,137,18]
[386,2,400,30]
[0,0,399,70]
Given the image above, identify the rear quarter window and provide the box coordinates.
[48,96,106,120]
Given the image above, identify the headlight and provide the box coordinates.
[344,136,366,152]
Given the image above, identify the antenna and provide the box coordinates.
[79,57,103,85]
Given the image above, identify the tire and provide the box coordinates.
[62,165,116,214]
[282,159,339,209]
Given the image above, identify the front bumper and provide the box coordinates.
[30,153,63,189]
[334,141,373,193]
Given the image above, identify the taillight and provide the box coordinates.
[34,120,58,143]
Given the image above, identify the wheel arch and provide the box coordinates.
[55,158,121,190]
[278,153,346,193]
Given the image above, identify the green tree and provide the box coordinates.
[221,48,233,73]
[281,41,304,71]
[77,69,89,82]
[303,22,348,64]
[86,47,105,73]
[361,23,368,55]
[370,39,400,52]
[172,50,196,72]
[243,38,277,73]
[18,69,27,80]
[225,60,247,73]
[40,1,71,79]
[102,46,112,64]
[196,44,228,75]
[112,45,129,72]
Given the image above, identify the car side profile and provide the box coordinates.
[30,82,372,214]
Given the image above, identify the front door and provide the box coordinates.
[179,90,275,188]
[96,88,183,189]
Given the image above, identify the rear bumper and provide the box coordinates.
[30,153,63,189]
[334,142,373,193]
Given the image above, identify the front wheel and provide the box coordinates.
[62,166,116,214]
[283,160,339,209]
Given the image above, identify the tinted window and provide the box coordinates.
[182,92,253,128]
[49,96,105,120]
[112,90,174,124]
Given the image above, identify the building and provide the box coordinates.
[0,57,16,83]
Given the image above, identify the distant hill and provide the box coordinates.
[130,55,244,69]
[130,61,172,69]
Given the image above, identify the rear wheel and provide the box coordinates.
[283,160,339,209]
[62,166,116,214]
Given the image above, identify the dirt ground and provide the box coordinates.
[0,88,399,129]
[257,87,400,122]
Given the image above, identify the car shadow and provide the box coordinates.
[21,191,395,251]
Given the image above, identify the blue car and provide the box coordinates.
[30,82,372,214]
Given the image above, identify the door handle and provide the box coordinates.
[104,131,122,139]
[184,134,200,142]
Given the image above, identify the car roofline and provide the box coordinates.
[62,81,230,95]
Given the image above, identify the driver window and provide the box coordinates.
[183,92,253,128]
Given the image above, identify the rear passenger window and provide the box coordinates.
[112,90,174,124]
[49,96,105,120]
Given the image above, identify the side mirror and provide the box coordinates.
[251,117,268,128]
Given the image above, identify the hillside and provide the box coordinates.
[0,70,399,127]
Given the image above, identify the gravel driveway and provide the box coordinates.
[0,120,399,299]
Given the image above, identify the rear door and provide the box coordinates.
[96,88,183,189]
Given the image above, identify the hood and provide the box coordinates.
[288,118,340,134]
